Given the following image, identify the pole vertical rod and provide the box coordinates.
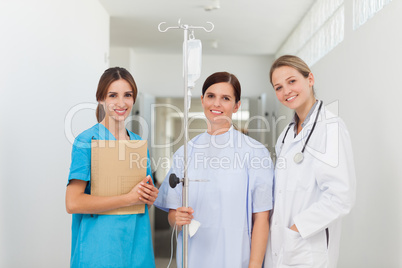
[182,26,189,268]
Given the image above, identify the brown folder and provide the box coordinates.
[91,140,147,215]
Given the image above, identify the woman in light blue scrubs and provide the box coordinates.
[155,72,274,268]
[65,67,159,268]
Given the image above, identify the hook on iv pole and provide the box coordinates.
[158,19,214,33]
[188,22,214,32]
[157,22,178,32]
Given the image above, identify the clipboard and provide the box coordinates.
[91,140,148,215]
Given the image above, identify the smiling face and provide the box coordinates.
[201,82,240,133]
[100,79,134,124]
[272,65,315,114]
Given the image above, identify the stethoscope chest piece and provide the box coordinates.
[293,152,304,164]
[281,100,323,165]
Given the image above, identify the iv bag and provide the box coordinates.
[185,39,202,88]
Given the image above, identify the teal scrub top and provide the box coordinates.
[67,123,155,268]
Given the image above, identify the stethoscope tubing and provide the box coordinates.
[300,100,323,153]
[280,100,323,163]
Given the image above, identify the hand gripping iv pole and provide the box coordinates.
[158,19,214,268]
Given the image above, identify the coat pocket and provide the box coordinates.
[281,227,313,267]
[284,171,315,192]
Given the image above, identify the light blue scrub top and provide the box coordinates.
[67,123,155,268]
[154,127,274,268]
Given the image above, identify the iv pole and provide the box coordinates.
[158,19,214,268]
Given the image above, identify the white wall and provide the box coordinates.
[109,46,131,69]
[311,0,401,267]
[0,1,109,267]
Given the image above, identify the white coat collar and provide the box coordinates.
[289,100,323,143]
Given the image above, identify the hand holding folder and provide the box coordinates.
[126,174,158,205]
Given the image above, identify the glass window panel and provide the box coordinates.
[353,0,392,30]
[276,0,344,66]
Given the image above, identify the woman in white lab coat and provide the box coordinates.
[264,55,356,268]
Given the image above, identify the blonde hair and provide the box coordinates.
[270,55,312,85]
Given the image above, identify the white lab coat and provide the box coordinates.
[264,102,356,268]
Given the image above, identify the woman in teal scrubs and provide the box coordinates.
[65,67,159,268]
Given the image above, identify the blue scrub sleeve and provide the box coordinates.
[249,147,274,213]
[154,149,184,212]
[67,135,91,184]
[154,166,183,212]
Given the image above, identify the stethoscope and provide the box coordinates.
[280,100,323,164]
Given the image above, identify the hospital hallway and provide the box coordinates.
[1,0,402,267]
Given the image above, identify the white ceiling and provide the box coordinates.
[99,0,316,56]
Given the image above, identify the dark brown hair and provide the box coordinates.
[202,72,241,103]
[95,67,138,122]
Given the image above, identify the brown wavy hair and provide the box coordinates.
[95,67,138,122]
